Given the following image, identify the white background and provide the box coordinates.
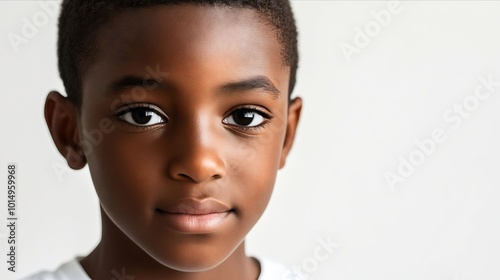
[1,1,500,279]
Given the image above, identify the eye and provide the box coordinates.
[117,105,166,127]
[223,107,270,128]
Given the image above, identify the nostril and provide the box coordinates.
[168,156,226,183]
[177,173,222,181]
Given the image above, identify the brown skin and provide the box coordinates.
[45,5,302,280]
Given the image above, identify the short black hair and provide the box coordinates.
[57,0,299,107]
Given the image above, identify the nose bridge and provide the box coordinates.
[168,111,225,183]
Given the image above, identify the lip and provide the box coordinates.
[156,198,233,233]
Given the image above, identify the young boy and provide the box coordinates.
[24,0,302,279]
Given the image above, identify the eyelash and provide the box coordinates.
[224,105,273,132]
[113,104,273,132]
[114,104,167,130]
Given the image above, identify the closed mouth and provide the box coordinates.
[156,198,234,215]
[155,198,234,233]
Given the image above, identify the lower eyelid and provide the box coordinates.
[113,108,167,130]
[234,121,271,133]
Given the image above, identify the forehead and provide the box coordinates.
[82,5,289,99]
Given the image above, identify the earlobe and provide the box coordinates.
[45,91,87,170]
[279,97,303,169]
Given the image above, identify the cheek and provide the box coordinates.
[84,129,163,227]
[228,127,286,223]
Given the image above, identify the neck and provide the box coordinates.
[79,207,260,280]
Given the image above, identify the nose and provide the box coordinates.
[167,119,226,184]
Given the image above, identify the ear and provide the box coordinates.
[45,91,87,170]
[279,97,303,169]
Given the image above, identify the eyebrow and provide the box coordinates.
[105,76,160,95]
[218,76,281,99]
[104,75,281,99]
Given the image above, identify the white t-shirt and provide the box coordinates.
[20,256,295,280]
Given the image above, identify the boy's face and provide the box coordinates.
[47,5,301,272]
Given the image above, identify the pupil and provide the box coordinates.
[132,108,152,124]
[234,111,254,126]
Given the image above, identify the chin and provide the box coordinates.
[139,238,236,273]
[152,252,229,273]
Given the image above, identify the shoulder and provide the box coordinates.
[255,256,299,280]
[19,257,90,280]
